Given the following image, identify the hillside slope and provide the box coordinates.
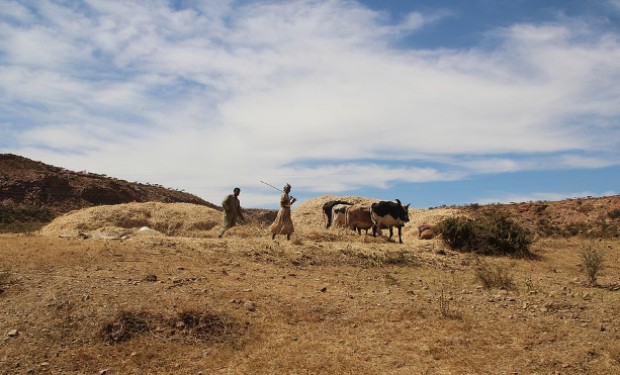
[0,154,217,215]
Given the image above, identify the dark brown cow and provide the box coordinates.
[345,203,373,234]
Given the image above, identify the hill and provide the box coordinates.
[460,195,620,238]
[0,153,218,216]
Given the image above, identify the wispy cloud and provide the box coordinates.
[1,0,619,207]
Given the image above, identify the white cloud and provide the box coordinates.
[0,1,35,23]
[1,0,619,207]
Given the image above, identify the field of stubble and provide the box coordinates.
[1,199,619,375]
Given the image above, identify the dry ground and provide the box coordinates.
[1,198,620,374]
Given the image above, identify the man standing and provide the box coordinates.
[218,187,244,238]
[269,183,296,240]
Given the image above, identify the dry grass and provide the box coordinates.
[1,199,620,374]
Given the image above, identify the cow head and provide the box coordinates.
[401,203,410,223]
[394,199,411,223]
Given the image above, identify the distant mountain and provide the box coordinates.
[0,154,218,216]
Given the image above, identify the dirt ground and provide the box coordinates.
[1,198,619,374]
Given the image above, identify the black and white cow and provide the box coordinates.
[370,199,410,243]
[331,204,351,228]
[322,200,352,228]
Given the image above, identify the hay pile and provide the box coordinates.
[293,195,460,230]
[40,202,222,238]
[39,197,461,240]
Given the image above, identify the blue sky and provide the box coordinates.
[1,0,619,209]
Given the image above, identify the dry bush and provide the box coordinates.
[608,208,620,220]
[580,245,605,286]
[435,210,533,257]
[475,259,517,290]
[100,310,151,343]
[438,287,461,320]
[100,308,242,345]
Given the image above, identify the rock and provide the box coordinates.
[244,301,256,312]
[7,329,18,337]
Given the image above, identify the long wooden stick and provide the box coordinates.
[260,180,283,192]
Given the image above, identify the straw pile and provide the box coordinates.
[39,197,461,240]
[293,195,460,230]
[40,202,221,238]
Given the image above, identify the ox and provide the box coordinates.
[331,203,351,228]
[345,204,373,234]
[370,199,410,243]
[322,200,352,228]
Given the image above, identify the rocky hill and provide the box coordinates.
[0,154,218,216]
[460,195,620,238]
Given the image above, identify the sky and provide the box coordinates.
[1,0,620,209]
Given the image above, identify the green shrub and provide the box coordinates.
[435,210,532,257]
[0,205,54,233]
[434,216,475,249]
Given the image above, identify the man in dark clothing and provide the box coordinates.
[218,187,244,238]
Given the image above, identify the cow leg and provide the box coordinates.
[388,227,393,240]
[398,225,403,243]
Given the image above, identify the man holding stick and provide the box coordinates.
[265,182,297,240]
